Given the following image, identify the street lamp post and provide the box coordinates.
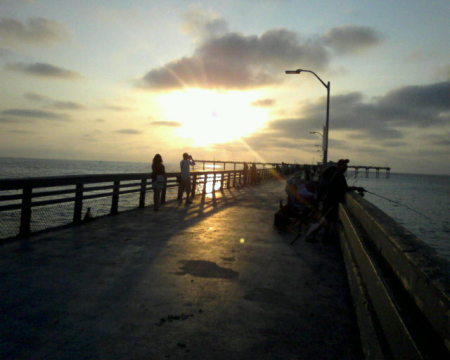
[310,128,326,163]
[285,69,330,164]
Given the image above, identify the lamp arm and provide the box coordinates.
[302,70,328,89]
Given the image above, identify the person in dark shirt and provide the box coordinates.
[319,159,365,240]
[151,154,166,211]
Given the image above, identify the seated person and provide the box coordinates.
[285,175,316,213]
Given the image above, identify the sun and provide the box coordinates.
[158,89,269,146]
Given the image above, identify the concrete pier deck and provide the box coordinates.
[1,180,363,360]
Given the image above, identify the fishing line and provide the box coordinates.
[364,190,433,221]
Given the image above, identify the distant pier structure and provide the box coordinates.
[348,165,391,178]
[194,159,276,170]
[195,160,391,178]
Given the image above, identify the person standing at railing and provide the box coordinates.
[243,162,249,186]
[151,154,166,211]
[318,159,365,241]
[179,153,195,204]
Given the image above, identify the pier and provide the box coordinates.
[0,163,447,359]
[0,179,362,359]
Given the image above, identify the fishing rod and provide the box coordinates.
[364,190,433,221]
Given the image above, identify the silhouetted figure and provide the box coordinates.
[151,154,166,211]
[243,162,249,186]
[319,159,365,241]
[179,152,195,204]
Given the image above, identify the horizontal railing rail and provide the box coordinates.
[339,193,449,359]
[0,167,275,241]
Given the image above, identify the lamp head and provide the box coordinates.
[285,69,302,74]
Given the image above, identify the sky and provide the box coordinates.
[0,0,449,174]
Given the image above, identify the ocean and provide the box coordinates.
[0,157,449,261]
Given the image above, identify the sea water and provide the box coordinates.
[0,157,448,261]
[348,171,449,259]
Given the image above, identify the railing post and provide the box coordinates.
[111,180,120,215]
[177,176,182,200]
[139,178,147,208]
[19,185,32,237]
[233,163,236,187]
[73,183,84,224]
[203,173,207,195]
[227,171,231,189]
[213,171,216,192]
[220,171,224,190]
[191,174,197,198]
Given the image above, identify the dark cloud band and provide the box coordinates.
[137,29,329,91]
[322,25,382,54]
[6,62,82,79]
[0,108,70,121]
[0,17,68,45]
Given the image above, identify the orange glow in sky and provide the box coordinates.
[158,89,269,146]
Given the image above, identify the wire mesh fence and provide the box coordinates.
[0,209,20,239]
[0,168,274,241]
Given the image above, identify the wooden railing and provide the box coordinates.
[0,167,275,240]
[339,193,449,359]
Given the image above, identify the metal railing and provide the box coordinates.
[339,193,449,359]
[0,167,275,240]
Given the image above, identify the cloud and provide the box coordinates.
[104,105,134,112]
[24,92,49,101]
[149,120,182,127]
[433,64,450,80]
[6,62,82,79]
[181,6,228,42]
[137,28,329,91]
[0,108,70,121]
[51,101,84,110]
[0,117,33,123]
[0,47,13,57]
[266,80,450,141]
[0,17,69,45]
[379,81,450,111]
[380,140,408,148]
[24,92,84,110]
[322,25,381,54]
[251,98,276,107]
[420,133,450,147]
[115,129,142,134]
[7,129,35,134]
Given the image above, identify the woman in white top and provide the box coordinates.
[179,153,195,203]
